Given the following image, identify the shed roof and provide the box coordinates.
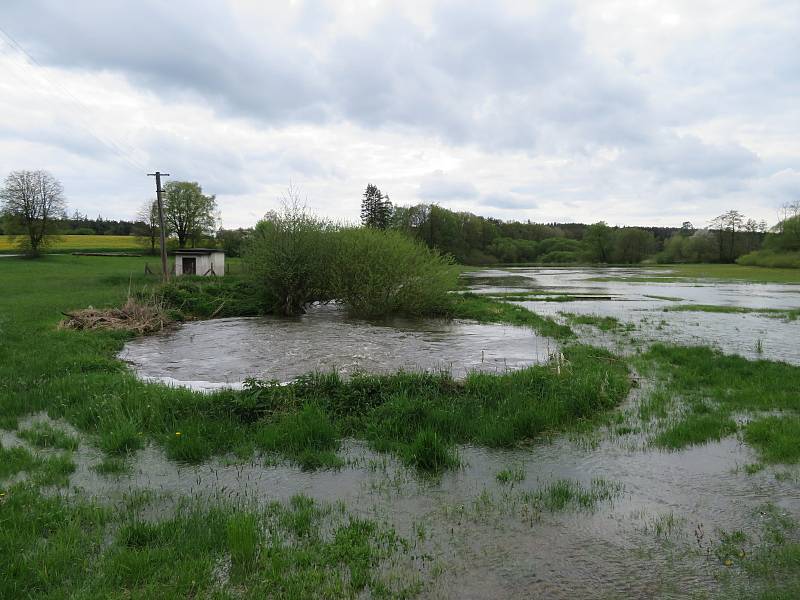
[172,248,224,255]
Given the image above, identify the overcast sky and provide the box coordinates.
[1,0,797,228]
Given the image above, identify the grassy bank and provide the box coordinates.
[590,263,800,284]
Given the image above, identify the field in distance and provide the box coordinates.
[0,234,142,253]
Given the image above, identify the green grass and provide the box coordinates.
[745,417,800,464]
[561,312,634,332]
[18,421,80,450]
[664,304,800,320]
[496,465,526,484]
[91,456,131,476]
[641,344,800,412]
[654,411,738,449]
[0,441,75,487]
[0,484,419,598]
[590,263,800,284]
[449,292,575,339]
[521,478,622,512]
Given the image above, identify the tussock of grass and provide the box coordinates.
[561,312,633,332]
[0,442,75,487]
[91,456,131,476]
[18,422,79,451]
[642,344,800,412]
[654,412,738,449]
[255,405,343,470]
[496,465,526,485]
[522,478,622,512]
[448,293,574,339]
[745,417,800,464]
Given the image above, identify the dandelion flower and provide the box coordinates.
[175,432,182,437]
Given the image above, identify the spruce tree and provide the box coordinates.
[360,184,392,229]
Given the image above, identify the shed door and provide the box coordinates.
[182,257,196,275]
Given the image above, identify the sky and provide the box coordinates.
[0,0,797,229]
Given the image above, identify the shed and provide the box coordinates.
[173,249,225,276]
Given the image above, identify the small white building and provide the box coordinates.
[173,249,225,277]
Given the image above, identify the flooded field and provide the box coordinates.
[467,267,800,364]
[13,265,800,598]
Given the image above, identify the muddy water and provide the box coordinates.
[87,268,800,596]
[120,304,556,390]
[467,267,800,364]
[9,405,799,599]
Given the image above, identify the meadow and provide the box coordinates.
[2,254,800,597]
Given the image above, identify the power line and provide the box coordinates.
[0,24,149,172]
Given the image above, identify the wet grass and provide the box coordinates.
[664,304,800,320]
[590,264,800,284]
[744,416,800,464]
[522,478,623,512]
[496,464,526,485]
[255,404,344,470]
[0,441,76,487]
[448,292,575,339]
[561,312,635,332]
[91,456,131,476]
[654,411,738,450]
[18,421,79,451]
[0,483,420,599]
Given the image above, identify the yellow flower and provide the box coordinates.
[175,432,181,436]
[724,559,733,567]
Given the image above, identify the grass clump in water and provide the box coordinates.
[256,404,343,470]
[561,312,634,332]
[403,429,459,473]
[91,456,131,476]
[654,411,738,449]
[448,293,574,339]
[496,465,526,485]
[18,422,79,451]
[745,416,800,464]
[523,478,622,512]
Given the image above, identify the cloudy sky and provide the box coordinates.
[1,0,797,228]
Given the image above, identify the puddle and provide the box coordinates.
[120,304,556,390]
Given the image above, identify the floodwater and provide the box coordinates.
[120,304,556,390]
[54,267,800,596]
[8,402,799,599]
[466,267,800,364]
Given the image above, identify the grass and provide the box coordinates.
[745,417,800,464]
[0,484,419,598]
[448,292,574,339]
[654,411,738,449]
[0,234,141,253]
[561,312,635,332]
[0,441,75,487]
[496,464,526,485]
[521,478,622,512]
[664,304,800,320]
[589,263,800,284]
[17,421,79,450]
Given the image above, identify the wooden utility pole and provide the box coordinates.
[147,171,170,280]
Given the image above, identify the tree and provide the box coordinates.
[134,199,159,254]
[0,170,66,256]
[710,210,745,262]
[584,222,615,263]
[163,181,217,248]
[613,227,656,263]
[360,184,392,229]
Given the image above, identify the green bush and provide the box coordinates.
[243,205,334,316]
[737,249,800,269]
[331,227,458,317]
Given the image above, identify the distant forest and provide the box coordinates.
[4,204,793,267]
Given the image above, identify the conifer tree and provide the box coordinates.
[360,183,392,229]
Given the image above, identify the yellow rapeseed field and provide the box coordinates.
[0,235,141,251]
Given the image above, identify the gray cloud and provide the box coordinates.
[418,171,479,201]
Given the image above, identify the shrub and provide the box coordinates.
[737,249,800,269]
[331,227,458,317]
[243,204,334,316]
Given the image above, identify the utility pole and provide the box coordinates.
[147,171,170,280]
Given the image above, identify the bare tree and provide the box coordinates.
[0,170,66,255]
[135,198,159,254]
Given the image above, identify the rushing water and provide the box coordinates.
[92,268,800,596]
[120,304,556,390]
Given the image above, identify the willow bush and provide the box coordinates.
[243,209,457,318]
[331,227,458,318]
